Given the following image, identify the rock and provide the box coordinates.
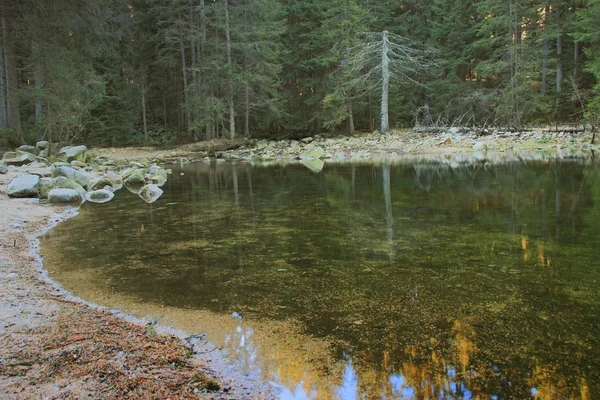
[449,127,460,134]
[39,149,49,158]
[149,173,167,186]
[139,184,163,203]
[52,166,89,189]
[18,145,40,156]
[0,162,7,174]
[104,171,123,185]
[86,189,114,204]
[2,151,35,166]
[129,161,145,168]
[58,145,88,162]
[123,168,146,187]
[89,177,114,191]
[70,160,87,168]
[47,188,82,204]
[300,159,324,173]
[27,167,52,177]
[7,174,40,198]
[36,141,50,150]
[473,142,487,151]
[300,143,325,160]
[39,176,86,199]
[301,137,314,144]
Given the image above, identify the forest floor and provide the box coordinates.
[0,127,597,399]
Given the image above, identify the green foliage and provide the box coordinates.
[1,0,600,142]
[0,129,21,150]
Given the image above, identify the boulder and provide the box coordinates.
[38,149,49,158]
[70,160,88,168]
[58,145,88,162]
[300,143,325,160]
[473,142,487,151]
[123,168,146,187]
[39,176,86,199]
[301,137,314,144]
[18,145,40,156]
[7,174,40,198]
[52,166,89,189]
[149,173,167,187]
[104,171,123,185]
[86,189,114,204]
[0,162,7,174]
[47,188,82,204]
[89,177,114,191]
[139,184,163,203]
[36,141,50,150]
[2,151,35,166]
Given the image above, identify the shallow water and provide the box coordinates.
[42,155,600,399]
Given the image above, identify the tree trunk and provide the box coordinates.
[243,4,250,137]
[542,6,548,97]
[368,92,374,132]
[2,15,21,139]
[178,15,189,134]
[35,68,43,138]
[224,0,235,139]
[556,7,562,106]
[380,31,390,134]
[142,83,148,145]
[347,101,355,135]
[0,24,7,129]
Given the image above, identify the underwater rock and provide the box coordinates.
[86,189,115,204]
[139,184,163,203]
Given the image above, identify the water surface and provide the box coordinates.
[42,155,600,399]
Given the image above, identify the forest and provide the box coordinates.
[0,0,599,147]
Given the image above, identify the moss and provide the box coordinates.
[0,128,21,151]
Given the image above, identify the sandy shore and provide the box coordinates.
[0,168,267,399]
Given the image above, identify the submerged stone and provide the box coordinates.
[139,184,163,203]
[86,189,115,204]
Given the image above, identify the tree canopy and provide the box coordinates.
[0,0,599,146]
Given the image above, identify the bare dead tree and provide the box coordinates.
[343,31,437,134]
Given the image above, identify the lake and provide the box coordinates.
[41,155,600,399]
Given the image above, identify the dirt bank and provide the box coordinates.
[0,167,267,399]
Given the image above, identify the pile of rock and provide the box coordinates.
[3,143,170,205]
